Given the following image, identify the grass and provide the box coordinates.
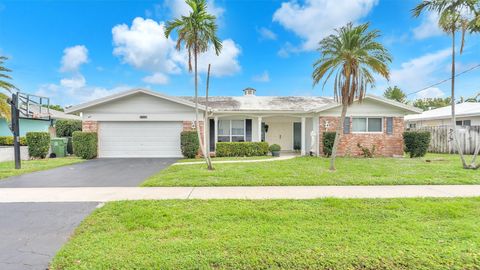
[50,198,480,270]
[142,153,480,187]
[177,155,274,163]
[0,157,84,179]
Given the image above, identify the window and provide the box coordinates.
[217,120,245,142]
[352,117,383,132]
[457,120,472,127]
[409,123,417,129]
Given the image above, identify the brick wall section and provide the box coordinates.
[82,121,98,133]
[318,117,404,157]
[182,121,205,149]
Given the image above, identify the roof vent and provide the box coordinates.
[243,87,256,96]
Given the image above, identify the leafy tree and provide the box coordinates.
[45,104,64,112]
[413,0,480,169]
[413,97,452,111]
[165,0,222,170]
[312,22,392,171]
[0,56,17,122]
[383,86,407,103]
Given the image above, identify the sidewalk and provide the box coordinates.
[1,185,480,202]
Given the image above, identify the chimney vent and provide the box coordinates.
[243,87,256,96]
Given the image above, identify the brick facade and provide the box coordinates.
[318,117,404,157]
[82,121,98,133]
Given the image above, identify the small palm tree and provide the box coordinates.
[165,0,222,170]
[413,0,479,169]
[0,56,17,122]
[313,23,392,171]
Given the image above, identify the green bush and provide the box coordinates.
[72,131,97,159]
[269,144,281,152]
[403,131,431,158]
[180,131,199,158]
[322,132,337,157]
[0,136,27,146]
[216,142,269,157]
[56,120,82,137]
[26,132,50,158]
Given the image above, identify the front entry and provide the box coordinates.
[264,121,294,151]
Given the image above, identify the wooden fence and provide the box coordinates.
[411,126,480,154]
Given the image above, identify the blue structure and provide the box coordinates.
[0,118,51,136]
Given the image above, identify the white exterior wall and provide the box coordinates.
[81,93,198,122]
[407,116,480,127]
[321,99,411,117]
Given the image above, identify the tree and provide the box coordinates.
[165,0,222,170]
[413,0,479,169]
[383,86,407,103]
[313,22,392,171]
[0,56,17,122]
[46,104,64,112]
[413,97,452,111]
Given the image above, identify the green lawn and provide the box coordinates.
[51,198,480,270]
[0,157,84,179]
[177,155,274,163]
[142,153,480,187]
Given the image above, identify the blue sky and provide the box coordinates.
[0,0,479,106]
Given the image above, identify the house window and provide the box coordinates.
[352,117,383,132]
[217,120,245,142]
[457,120,471,127]
[409,123,417,129]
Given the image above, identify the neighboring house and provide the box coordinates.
[0,106,81,137]
[405,102,480,129]
[66,88,421,158]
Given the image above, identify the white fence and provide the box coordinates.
[411,126,480,154]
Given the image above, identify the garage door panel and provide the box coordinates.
[99,122,183,158]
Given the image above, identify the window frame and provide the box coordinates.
[217,119,246,142]
[351,117,384,133]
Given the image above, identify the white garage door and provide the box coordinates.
[98,121,183,158]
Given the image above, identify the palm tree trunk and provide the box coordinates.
[329,104,348,171]
[193,48,211,170]
[204,64,213,170]
[450,30,468,168]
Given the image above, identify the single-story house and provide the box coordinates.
[65,88,421,158]
[0,106,81,137]
[405,102,480,129]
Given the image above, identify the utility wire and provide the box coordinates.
[406,63,480,96]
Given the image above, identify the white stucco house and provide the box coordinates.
[66,88,421,158]
[405,102,480,128]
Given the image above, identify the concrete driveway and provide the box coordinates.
[0,202,97,270]
[0,158,178,188]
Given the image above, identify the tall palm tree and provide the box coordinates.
[313,23,392,171]
[0,56,17,122]
[165,0,222,170]
[413,0,479,169]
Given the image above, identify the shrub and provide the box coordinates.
[26,132,50,158]
[0,136,27,146]
[357,143,376,158]
[56,120,82,137]
[180,131,199,158]
[269,144,281,152]
[322,132,337,157]
[216,142,269,157]
[403,131,431,158]
[72,131,97,159]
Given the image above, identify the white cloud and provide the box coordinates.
[164,0,224,18]
[60,45,88,72]
[257,27,277,40]
[415,87,445,99]
[273,0,378,51]
[413,12,443,40]
[252,71,270,82]
[389,48,451,93]
[143,72,169,85]
[196,39,241,77]
[60,75,86,89]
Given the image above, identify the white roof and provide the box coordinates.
[405,102,480,121]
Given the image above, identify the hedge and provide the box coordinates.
[72,131,97,159]
[180,131,199,158]
[26,132,50,158]
[403,131,431,158]
[216,142,269,157]
[0,136,27,146]
[322,132,337,157]
[56,119,82,137]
